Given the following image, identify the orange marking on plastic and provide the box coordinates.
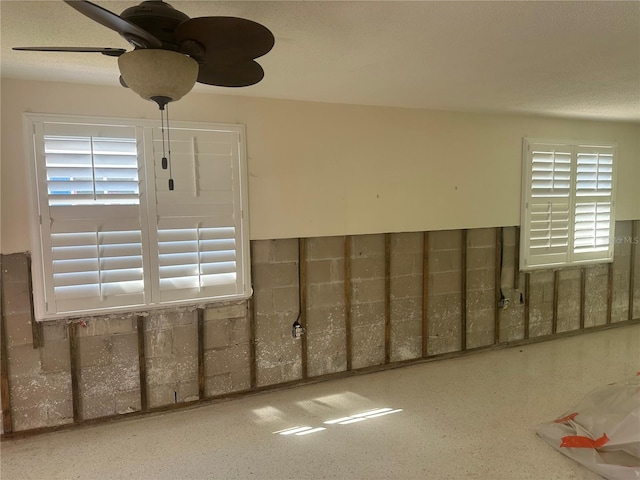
[554,412,578,424]
[560,433,609,449]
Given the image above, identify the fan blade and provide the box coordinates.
[63,0,162,49]
[176,17,274,65]
[13,46,126,57]
[197,60,264,87]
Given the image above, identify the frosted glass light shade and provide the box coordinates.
[118,49,199,103]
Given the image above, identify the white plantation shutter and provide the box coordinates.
[522,144,572,267]
[28,115,250,320]
[34,121,148,315]
[521,139,616,270]
[147,126,248,303]
[573,148,614,261]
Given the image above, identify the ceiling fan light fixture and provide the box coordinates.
[118,49,198,106]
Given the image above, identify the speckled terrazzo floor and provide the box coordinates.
[1,324,638,480]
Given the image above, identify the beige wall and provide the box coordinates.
[1,78,639,254]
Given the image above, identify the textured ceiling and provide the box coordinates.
[1,0,639,121]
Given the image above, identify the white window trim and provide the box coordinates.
[520,137,617,271]
[24,113,251,320]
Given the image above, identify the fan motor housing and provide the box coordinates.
[120,1,189,51]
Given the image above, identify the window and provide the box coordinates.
[26,114,250,320]
[520,138,616,270]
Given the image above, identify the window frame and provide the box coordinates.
[25,113,251,320]
[520,137,617,271]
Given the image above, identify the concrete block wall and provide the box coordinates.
[389,232,423,362]
[251,239,302,386]
[498,227,526,342]
[612,221,632,323]
[349,234,386,368]
[203,303,251,397]
[427,230,462,355]
[305,236,347,377]
[76,315,140,418]
[584,264,609,328]
[1,222,639,434]
[466,228,497,349]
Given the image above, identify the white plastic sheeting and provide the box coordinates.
[537,373,640,480]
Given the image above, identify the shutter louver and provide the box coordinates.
[524,145,573,267]
[37,122,146,316]
[150,127,248,303]
[573,149,614,259]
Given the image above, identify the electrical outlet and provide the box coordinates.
[498,297,510,310]
[292,320,305,339]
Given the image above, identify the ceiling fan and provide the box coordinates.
[14,0,275,190]
[13,0,275,92]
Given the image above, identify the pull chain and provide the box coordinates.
[166,102,174,191]
[159,104,174,190]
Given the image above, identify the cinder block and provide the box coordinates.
[203,302,247,321]
[466,289,495,312]
[351,323,385,369]
[307,331,347,377]
[352,278,385,304]
[252,262,298,289]
[467,268,494,291]
[229,316,250,345]
[309,282,345,307]
[77,335,113,368]
[148,383,177,408]
[9,371,71,410]
[12,401,73,431]
[307,305,346,331]
[529,304,553,337]
[307,236,344,260]
[428,250,460,274]
[172,324,198,357]
[1,253,29,283]
[307,259,334,284]
[429,230,462,251]
[110,333,139,364]
[177,379,199,403]
[391,252,421,277]
[2,281,31,316]
[7,344,42,378]
[390,275,422,299]
[466,309,494,349]
[250,239,273,264]
[4,312,34,347]
[40,339,71,372]
[390,296,421,323]
[467,228,496,248]
[271,286,298,314]
[144,328,173,359]
[41,320,67,342]
[429,271,461,296]
[255,313,294,343]
[206,370,251,397]
[427,315,461,356]
[204,318,231,350]
[273,238,299,263]
[256,360,302,387]
[145,309,195,331]
[82,391,116,420]
[350,256,384,279]
[350,301,385,328]
[351,234,385,256]
[391,232,423,254]
[115,388,142,414]
[467,247,496,270]
[253,289,274,315]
